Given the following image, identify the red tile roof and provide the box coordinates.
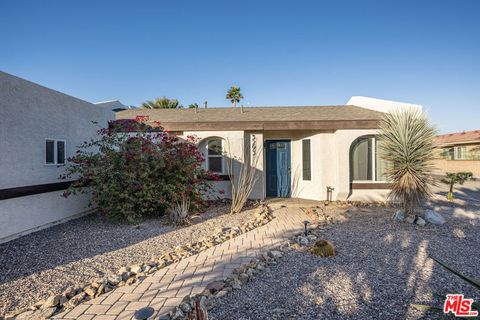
[434,130,480,145]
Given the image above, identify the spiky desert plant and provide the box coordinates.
[170,194,191,226]
[226,137,261,214]
[310,240,336,257]
[378,108,437,215]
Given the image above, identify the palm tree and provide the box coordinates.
[226,86,243,108]
[378,108,437,216]
[140,97,183,109]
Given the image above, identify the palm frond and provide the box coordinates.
[140,96,183,109]
[430,255,480,289]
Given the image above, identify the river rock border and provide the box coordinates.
[166,206,337,320]
[5,204,274,320]
[165,247,289,320]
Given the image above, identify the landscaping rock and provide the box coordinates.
[392,209,405,221]
[297,236,309,246]
[268,250,283,259]
[405,215,416,224]
[207,281,225,293]
[215,290,229,298]
[39,307,56,319]
[425,209,446,225]
[12,310,37,319]
[65,292,86,309]
[84,287,96,297]
[63,286,76,299]
[42,294,61,308]
[238,273,249,284]
[416,217,426,227]
[179,302,191,313]
[170,307,184,319]
[129,265,142,275]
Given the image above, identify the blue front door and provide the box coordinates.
[266,140,291,197]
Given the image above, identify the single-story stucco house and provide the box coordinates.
[117,97,422,203]
[0,71,119,242]
[433,129,480,178]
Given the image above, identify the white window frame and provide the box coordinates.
[205,139,224,174]
[352,136,387,183]
[454,146,467,160]
[45,138,66,166]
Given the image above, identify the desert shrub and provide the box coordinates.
[61,119,216,223]
[310,240,336,257]
[378,108,437,215]
[441,172,475,200]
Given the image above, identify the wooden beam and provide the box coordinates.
[0,181,75,200]
[351,182,392,190]
[157,120,380,131]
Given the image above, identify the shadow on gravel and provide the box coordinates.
[294,203,480,319]
[0,203,229,285]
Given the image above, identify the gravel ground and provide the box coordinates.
[209,201,480,320]
[0,203,256,315]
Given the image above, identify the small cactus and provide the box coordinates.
[310,240,336,257]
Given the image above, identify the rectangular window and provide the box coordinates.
[302,139,311,181]
[45,139,66,165]
[455,146,467,160]
[57,140,65,164]
[46,140,55,164]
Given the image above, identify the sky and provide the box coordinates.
[1,0,479,134]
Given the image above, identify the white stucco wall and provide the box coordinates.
[0,71,114,241]
[0,192,92,244]
[347,96,422,113]
[179,128,389,203]
[179,130,265,201]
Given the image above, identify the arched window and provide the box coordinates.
[206,139,224,173]
[350,136,386,182]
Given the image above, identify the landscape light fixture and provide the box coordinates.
[303,220,310,236]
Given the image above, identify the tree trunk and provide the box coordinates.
[233,100,236,108]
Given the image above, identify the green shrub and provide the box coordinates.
[61,119,216,223]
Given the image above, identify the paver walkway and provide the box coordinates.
[54,206,309,320]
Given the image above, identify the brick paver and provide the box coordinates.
[54,206,308,319]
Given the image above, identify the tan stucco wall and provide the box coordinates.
[432,159,480,178]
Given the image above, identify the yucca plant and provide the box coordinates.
[378,108,437,216]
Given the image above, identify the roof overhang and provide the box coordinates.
[436,140,480,147]
[154,119,381,131]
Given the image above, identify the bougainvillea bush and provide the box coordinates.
[61,119,218,223]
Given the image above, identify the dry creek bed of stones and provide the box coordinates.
[0,202,269,317]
